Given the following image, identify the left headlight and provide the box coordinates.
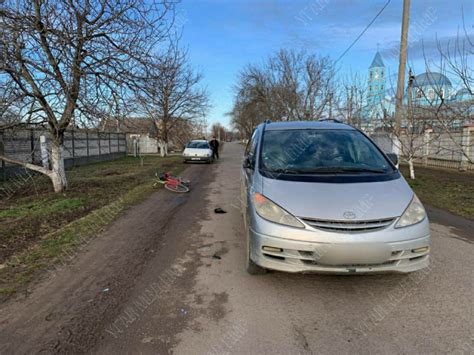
[253,193,304,228]
[395,194,426,228]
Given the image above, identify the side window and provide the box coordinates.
[244,129,259,165]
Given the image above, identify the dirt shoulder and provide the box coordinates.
[0,155,183,298]
[0,160,215,353]
[399,165,474,220]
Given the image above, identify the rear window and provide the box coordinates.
[260,129,392,175]
[187,141,210,149]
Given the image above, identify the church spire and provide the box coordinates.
[370,51,385,68]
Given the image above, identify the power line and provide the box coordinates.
[335,0,392,63]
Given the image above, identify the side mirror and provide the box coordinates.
[243,156,253,169]
[386,153,398,166]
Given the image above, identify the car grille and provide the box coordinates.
[300,217,396,232]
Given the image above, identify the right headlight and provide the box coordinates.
[253,193,304,228]
[395,194,426,228]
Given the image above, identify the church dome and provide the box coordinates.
[455,88,472,101]
[412,72,452,88]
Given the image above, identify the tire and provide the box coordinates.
[180,179,191,186]
[246,227,266,275]
[164,183,189,193]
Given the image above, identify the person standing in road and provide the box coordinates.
[209,136,220,160]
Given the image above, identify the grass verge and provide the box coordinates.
[400,165,474,220]
[0,155,185,299]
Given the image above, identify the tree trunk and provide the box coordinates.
[408,158,416,180]
[50,140,68,192]
[159,141,166,157]
[164,142,168,156]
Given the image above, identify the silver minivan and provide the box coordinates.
[241,120,430,274]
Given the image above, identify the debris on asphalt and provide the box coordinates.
[214,207,227,214]
[102,287,110,293]
[212,254,222,260]
[180,308,188,316]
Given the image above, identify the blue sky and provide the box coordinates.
[176,0,473,128]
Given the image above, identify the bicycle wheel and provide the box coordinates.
[180,179,191,186]
[164,183,189,193]
[169,174,190,186]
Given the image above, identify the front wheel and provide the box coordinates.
[165,183,190,193]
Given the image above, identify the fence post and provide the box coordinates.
[98,131,101,156]
[71,130,75,158]
[460,124,473,170]
[86,131,90,157]
[109,132,112,154]
[30,129,35,163]
[133,137,138,157]
[423,129,431,166]
[0,130,5,182]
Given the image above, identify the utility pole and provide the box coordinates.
[407,69,414,112]
[394,0,411,134]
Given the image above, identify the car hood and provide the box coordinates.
[261,175,413,220]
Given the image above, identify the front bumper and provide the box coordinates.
[249,228,430,274]
[183,156,212,162]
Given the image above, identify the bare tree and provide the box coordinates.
[137,44,209,156]
[0,0,175,192]
[211,122,226,141]
[334,73,368,128]
[378,63,473,179]
[438,8,473,96]
[228,72,267,140]
[230,49,335,137]
[168,116,208,150]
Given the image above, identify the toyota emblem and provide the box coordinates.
[343,211,356,219]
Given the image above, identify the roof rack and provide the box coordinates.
[318,118,343,123]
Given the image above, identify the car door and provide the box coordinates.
[241,129,260,222]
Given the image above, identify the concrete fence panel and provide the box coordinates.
[0,128,127,180]
[369,127,473,171]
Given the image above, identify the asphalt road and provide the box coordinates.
[0,142,473,354]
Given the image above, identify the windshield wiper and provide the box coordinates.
[263,167,388,175]
[263,168,301,174]
[292,167,388,174]
[338,167,388,174]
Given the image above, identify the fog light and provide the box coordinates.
[412,246,429,253]
[262,246,283,253]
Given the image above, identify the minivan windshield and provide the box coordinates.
[260,129,393,174]
[187,141,210,149]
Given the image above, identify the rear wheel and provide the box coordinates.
[180,179,191,186]
[246,227,266,275]
[164,183,190,193]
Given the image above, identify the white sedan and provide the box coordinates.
[183,140,213,163]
